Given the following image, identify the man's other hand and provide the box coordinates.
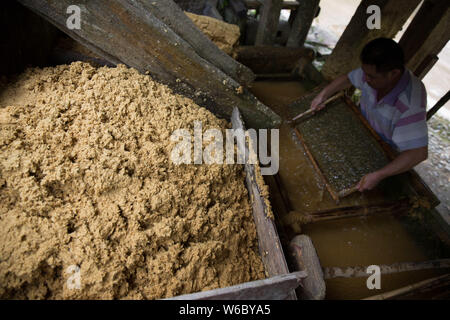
[357,172,383,192]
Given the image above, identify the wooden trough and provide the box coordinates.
[168,107,307,300]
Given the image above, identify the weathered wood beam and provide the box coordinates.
[167,271,307,300]
[399,0,450,77]
[232,108,290,276]
[231,107,297,300]
[321,0,422,80]
[255,0,284,45]
[414,54,439,79]
[427,90,450,121]
[17,0,281,129]
[286,0,319,48]
[289,235,326,300]
[143,0,255,85]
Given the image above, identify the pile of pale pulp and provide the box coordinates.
[0,62,265,299]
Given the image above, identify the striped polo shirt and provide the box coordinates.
[347,67,428,152]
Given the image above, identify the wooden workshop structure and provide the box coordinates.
[2,0,449,300]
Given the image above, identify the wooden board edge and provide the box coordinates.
[166,271,307,300]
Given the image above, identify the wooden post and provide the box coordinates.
[414,54,439,80]
[286,0,319,48]
[18,0,282,129]
[145,1,255,84]
[399,0,450,76]
[290,235,326,300]
[427,90,450,121]
[321,0,422,80]
[255,0,284,45]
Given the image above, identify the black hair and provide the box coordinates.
[360,38,405,73]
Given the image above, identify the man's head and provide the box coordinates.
[360,38,405,90]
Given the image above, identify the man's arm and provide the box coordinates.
[311,74,352,111]
[357,146,428,191]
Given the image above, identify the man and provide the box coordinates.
[310,38,428,192]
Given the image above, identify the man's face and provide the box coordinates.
[361,64,399,91]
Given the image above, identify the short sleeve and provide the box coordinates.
[391,110,428,152]
[347,68,365,90]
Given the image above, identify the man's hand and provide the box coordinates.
[356,147,427,192]
[310,74,352,113]
[357,172,383,192]
[310,93,327,113]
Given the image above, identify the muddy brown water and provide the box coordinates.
[250,80,448,300]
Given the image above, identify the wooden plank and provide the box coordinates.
[414,54,439,79]
[427,90,450,121]
[399,0,450,73]
[255,0,284,45]
[231,107,297,300]
[290,235,326,300]
[167,271,307,300]
[286,0,320,48]
[321,0,422,80]
[144,1,255,85]
[235,45,315,74]
[18,0,281,129]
